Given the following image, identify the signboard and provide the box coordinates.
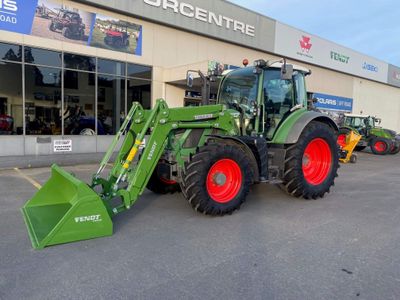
[388,64,400,88]
[274,22,389,84]
[0,0,143,56]
[313,93,353,112]
[78,0,276,53]
[54,139,72,152]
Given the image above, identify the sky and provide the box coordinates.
[229,0,400,66]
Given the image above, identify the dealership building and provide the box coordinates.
[0,0,400,166]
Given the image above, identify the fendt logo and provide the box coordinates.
[75,215,102,223]
[300,36,312,53]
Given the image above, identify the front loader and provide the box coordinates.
[22,59,339,249]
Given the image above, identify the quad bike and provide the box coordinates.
[104,24,130,48]
[49,9,85,40]
[22,59,340,249]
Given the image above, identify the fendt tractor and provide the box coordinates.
[22,59,340,249]
[338,114,400,155]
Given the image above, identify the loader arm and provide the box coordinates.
[92,99,238,216]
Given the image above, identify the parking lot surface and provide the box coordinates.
[1,152,400,299]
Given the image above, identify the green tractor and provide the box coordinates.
[22,59,340,249]
[338,114,400,155]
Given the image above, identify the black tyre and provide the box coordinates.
[370,137,390,155]
[354,146,366,151]
[62,27,71,39]
[389,141,400,155]
[281,121,339,199]
[180,142,254,216]
[49,22,56,32]
[147,161,180,194]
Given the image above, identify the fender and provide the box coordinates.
[272,110,338,144]
[206,135,260,181]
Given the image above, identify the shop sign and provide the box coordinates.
[362,62,379,73]
[143,0,255,37]
[297,35,313,59]
[0,0,37,34]
[54,140,72,152]
[313,93,353,112]
[330,51,350,64]
[0,0,143,56]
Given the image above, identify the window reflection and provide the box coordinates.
[0,42,22,62]
[127,63,151,80]
[64,53,96,71]
[25,65,62,135]
[25,47,62,67]
[64,71,96,135]
[0,61,23,134]
[127,78,151,109]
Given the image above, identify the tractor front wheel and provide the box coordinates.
[181,142,254,216]
[389,141,400,155]
[370,138,390,155]
[281,122,339,199]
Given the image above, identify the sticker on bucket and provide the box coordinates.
[74,215,102,223]
[54,140,72,152]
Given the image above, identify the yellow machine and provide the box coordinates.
[338,130,362,163]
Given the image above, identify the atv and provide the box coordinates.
[338,114,400,155]
[49,9,85,40]
[104,24,130,48]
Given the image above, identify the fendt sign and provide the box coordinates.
[143,0,255,37]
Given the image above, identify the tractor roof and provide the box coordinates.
[344,114,370,118]
[268,61,310,74]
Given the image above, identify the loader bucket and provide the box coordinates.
[21,164,113,249]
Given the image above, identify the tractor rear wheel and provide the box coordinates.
[181,142,254,216]
[147,161,180,194]
[281,122,339,199]
[370,137,390,155]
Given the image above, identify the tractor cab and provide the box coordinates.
[217,60,310,140]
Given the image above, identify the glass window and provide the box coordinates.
[0,42,22,62]
[24,47,62,67]
[25,65,62,135]
[294,72,306,105]
[127,63,151,79]
[64,71,96,135]
[127,78,151,109]
[98,59,125,76]
[0,61,23,134]
[64,53,96,71]
[98,75,125,135]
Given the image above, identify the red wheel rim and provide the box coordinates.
[302,138,332,185]
[374,141,387,153]
[337,134,347,148]
[206,159,242,203]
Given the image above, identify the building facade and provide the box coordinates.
[0,0,399,162]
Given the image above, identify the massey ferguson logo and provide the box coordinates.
[299,36,312,52]
[393,71,400,81]
[297,35,313,59]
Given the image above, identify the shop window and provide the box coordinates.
[24,47,62,67]
[98,75,126,135]
[64,71,96,135]
[0,42,22,62]
[64,53,96,71]
[98,59,125,76]
[127,78,151,110]
[25,65,62,135]
[0,61,23,134]
[127,63,151,80]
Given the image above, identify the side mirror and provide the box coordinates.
[186,72,194,88]
[281,64,294,80]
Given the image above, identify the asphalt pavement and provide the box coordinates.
[1,151,400,299]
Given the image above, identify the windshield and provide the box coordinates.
[218,68,258,113]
